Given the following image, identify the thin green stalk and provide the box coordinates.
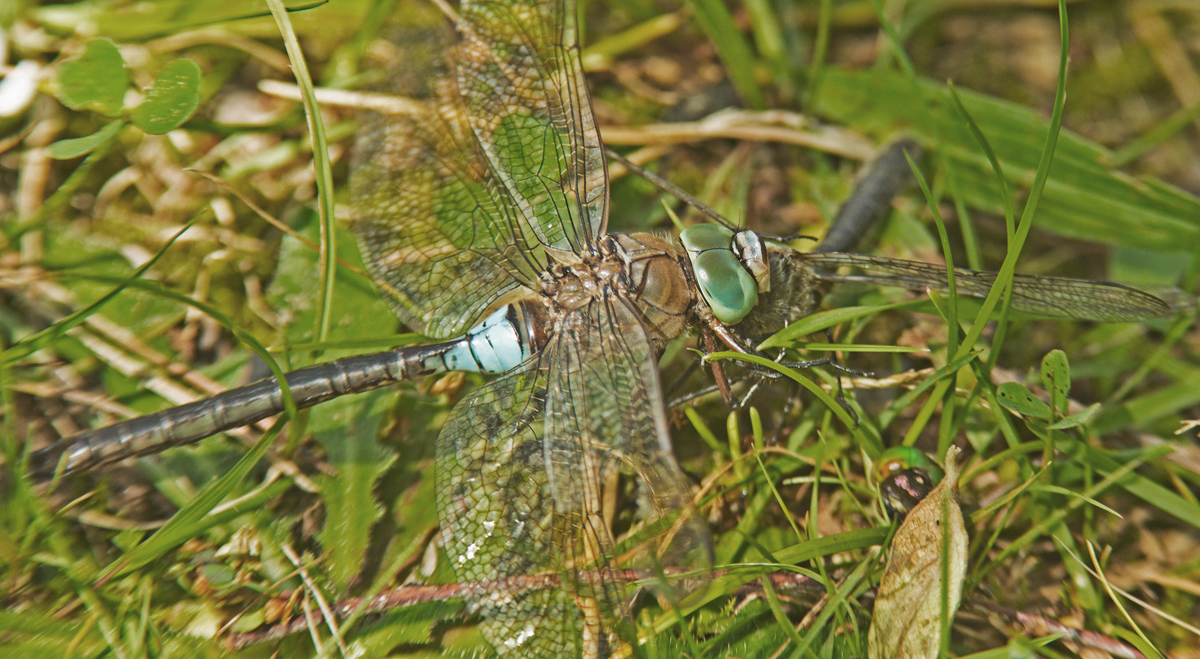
[806,0,833,102]
[267,0,337,350]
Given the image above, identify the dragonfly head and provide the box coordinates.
[679,224,770,325]
[678,225,831,337]
[724,240,826,339]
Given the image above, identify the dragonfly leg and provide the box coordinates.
[710,322,751,356]
[821,328,862,425]
[701,325,735,405]
[752,356,861,424]
[708,319,864,425]
[711,319,854,380]
[779,358,869,377]
[662,358,703,404]
[764,329,864,425]
[735,378,764,410]
[665,382,726,410]
[782,327,872,378]
[833,376,861,426]
[732,347,792,410]
[767,382,804,446]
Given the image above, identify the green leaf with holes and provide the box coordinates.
[1047,403,1101,430]
[1040,350,1070,417]
[130,57,202,134]
[996,382,1051,419]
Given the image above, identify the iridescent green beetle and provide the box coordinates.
[875,446,944,517]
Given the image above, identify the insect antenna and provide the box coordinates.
[605,148,742,230]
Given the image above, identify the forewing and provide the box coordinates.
[436,296,710,658]
[349,15,549,339]
[806,252,1180,322]
[456,0,608,253]
[544,297,712,595]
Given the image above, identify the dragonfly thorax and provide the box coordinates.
[537,248,624,314]
[535,233,695,342]
[610,232,695,340]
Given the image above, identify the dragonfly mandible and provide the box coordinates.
[31,0,1193,655]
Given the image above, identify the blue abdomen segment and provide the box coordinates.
[428,306,529,374]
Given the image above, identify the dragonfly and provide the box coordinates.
[32,0,1192,655]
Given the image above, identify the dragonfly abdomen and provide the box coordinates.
[35,351,429,475]
[34,306,535,476]
[422,305,531,373]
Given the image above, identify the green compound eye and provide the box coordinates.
[680,223,735,252]
[680,224,760,324]
[692,249,758,324]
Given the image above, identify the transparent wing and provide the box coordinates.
[349,14,550,339]
[544,296,710,580]
[436,297,709,658]
[804,252,1184,322]
[436,353,584,656]
[437,351,617,657]
[456,0,608,252]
